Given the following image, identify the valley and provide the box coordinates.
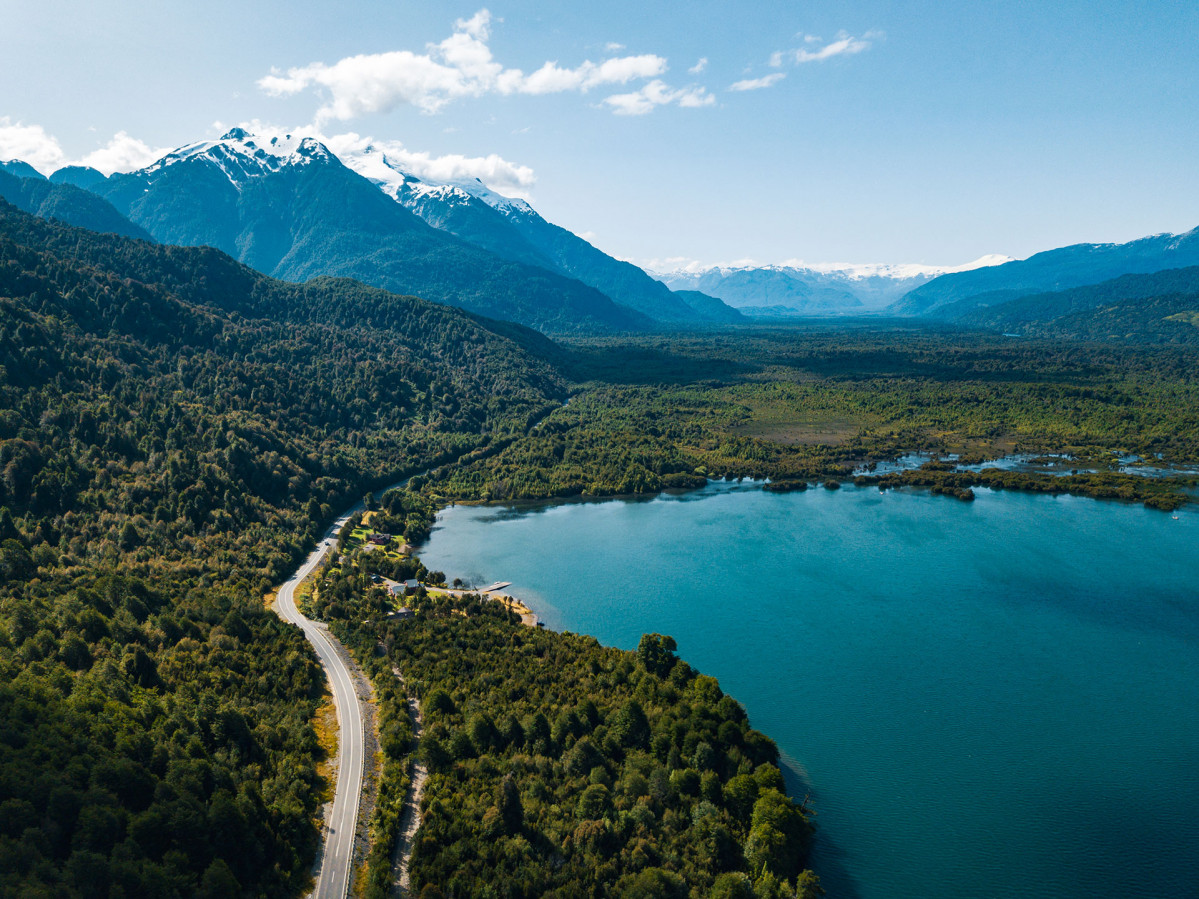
[1,118,1198,898]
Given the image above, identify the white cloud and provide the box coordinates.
[0,118,167,176]
[517,54,667,95]
[602,80,715,115]
[0,118,65,173]
[605,42,626,52]
[688,57,708,75]
[259,9,694,120]
[319,129,536,197]
[775,31,874,66]
[454,9,493,40]
[729,72,786,91]
[78,131,165,174]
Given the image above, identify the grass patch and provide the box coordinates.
[312,690,338,808]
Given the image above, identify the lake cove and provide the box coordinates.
[419,482,1199,899]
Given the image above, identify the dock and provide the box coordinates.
[481,582,511,594]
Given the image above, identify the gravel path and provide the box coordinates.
[391,669,428,898]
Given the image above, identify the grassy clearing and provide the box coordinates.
[312,691,338,808]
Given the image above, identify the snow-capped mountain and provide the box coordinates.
[340,144,734,324]
[653,255,1011,314]
[133,129,338,187]
[74,129,647,334]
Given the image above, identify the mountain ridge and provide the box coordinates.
[342,144,733,323]
[0,168,152,241]
[73,130,651,335]
[655,255,1010,314]
[895,227,1199,316]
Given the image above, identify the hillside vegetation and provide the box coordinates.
[953,265,1199,344]
[0,169,151,241]
[316,548,822,898]
[0,201,561,896]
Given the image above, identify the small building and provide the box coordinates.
[389,579,420,597]
[366,533,391,546]
[389,607,414,620]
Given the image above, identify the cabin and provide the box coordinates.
[389,579,420,596]
[389,607,414,620]
[366,533,391,546]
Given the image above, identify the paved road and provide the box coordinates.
[275,511,363,899]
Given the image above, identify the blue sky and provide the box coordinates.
[2,1,1197,268]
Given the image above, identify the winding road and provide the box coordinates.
[275,510,364,899]
[273,408,564,896]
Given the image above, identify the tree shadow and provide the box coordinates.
[778,751,863,899]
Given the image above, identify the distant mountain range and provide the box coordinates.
[893,228,1199,316]
[654,257,1010,315]
[6,132,1199,343]
[0,167,151,241]
[1,131,741,334]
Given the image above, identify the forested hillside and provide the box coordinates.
[0,169,151,242]
[318,562,822,898]
[0,201,562,896]
[894,227,1199,316]
[953,265,1199,344]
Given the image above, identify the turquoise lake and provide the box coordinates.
[418,483,1199,898]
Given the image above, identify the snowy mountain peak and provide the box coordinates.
[655,254,1013,281]
[139,130,335,185]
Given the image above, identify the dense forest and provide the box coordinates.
[423,327,1199,509]
[0,201,562,896]
[953,264,1199,343]
[315,540,822,898]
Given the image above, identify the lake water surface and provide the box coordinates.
[419,483,1199,898]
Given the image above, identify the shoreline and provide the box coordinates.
[425,583,541,627]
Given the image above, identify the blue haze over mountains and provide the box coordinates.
[3,135,1199,342]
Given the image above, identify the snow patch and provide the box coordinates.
[337,143,535,216]
[137,129,333,184]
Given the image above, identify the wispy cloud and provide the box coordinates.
[723,29,875,94]
[602,80,715,116]
[260,9,707,120]
[688,57,708,75]
[729,72,786,92]
[770,31,876,67]
[0,117,165,175]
